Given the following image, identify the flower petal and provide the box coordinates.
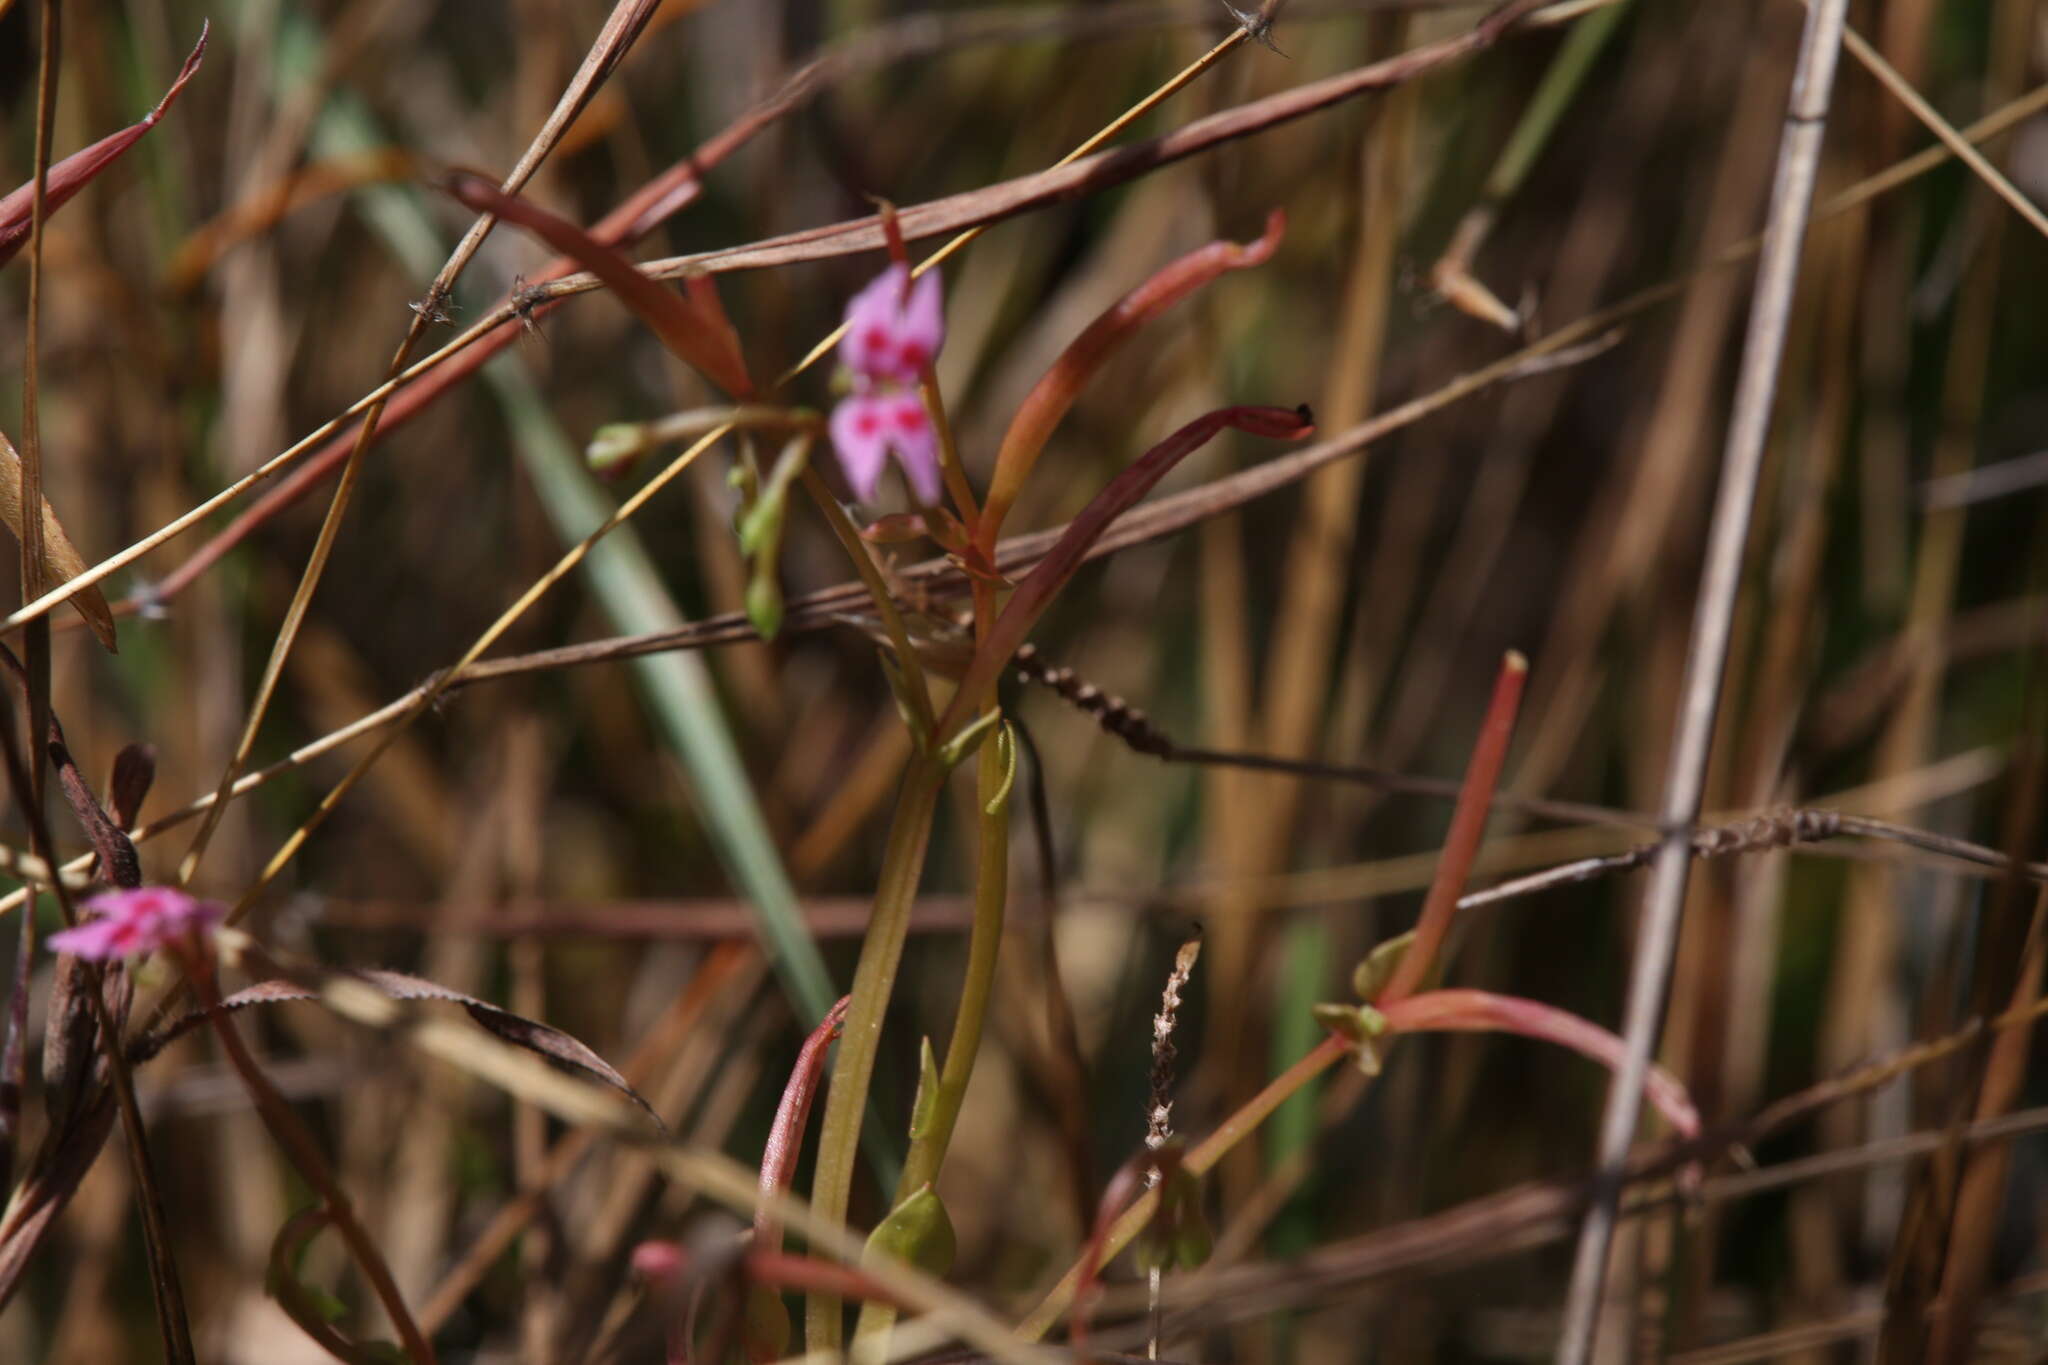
[885,395,943,505]
[53,885,224,960]
[892,269,945,378]
[840,265,912,380]
[48,918,131,960]
[837,263,945,384]
[830,396,893,502]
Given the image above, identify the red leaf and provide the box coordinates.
[940,403,1312,735]
[754,996,850,1255]
[978,210,1286,549]
[0,24,208,270]
[442,171,753,397]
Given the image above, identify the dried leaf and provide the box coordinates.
[110,744,157,830]
[133,970,657,1120]
[51,737,140,889]
[0,430,117,651]
[0,961,130,1311]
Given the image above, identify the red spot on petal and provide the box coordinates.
[894,402,927,432]
[854,411,881,437]
[898,342,927,370]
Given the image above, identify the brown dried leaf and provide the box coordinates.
[134,969,658,1122]
[0,430,116,651]
[52,737,140,889]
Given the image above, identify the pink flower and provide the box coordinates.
[838,265,943,385]
[48,885,223,960]
[830,392,941,504]
[830,264,946,503]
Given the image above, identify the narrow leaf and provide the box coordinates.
[941,404,1313,735]
[756,995,851,1254]
[51,737,140,889]
[133,970,658,1120]
[0,25,208,271]
[979,211,1287,544]
[109,744,156,830]
[442,172,753,396]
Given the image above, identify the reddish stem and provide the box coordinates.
[1376,651,1528,1005]
[1379,989,1701,1138]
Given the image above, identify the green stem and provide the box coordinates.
[805,755,948,1353]
[853,731,1012,1345]
[801,468,936,737]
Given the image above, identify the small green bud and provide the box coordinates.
[746,572,784,642]
[909,1037,941,1140]
[1312,1001,1389,1075]
[586,422,647,473]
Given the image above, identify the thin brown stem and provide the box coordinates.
[182,947,435,1363]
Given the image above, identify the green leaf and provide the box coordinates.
[908,1037,942,1141]
[1351,930,1417,1002]
[863,1184,956,1278]
[1311,1002,1389,1075]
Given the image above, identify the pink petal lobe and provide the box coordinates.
[896,269,946,375]
[837,263,944,384]
[47,919,127,960]
[50,884,224,960]
[886,395,943,505]
[839,265,911,379]
[830,397,892,502]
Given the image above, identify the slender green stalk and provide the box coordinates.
[853,730,1013,1345]
[805,756,949,1352]
[801,469,936,735]
[901,732,1011,1188]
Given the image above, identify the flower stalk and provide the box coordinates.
[852,724,1015,1346]
[803,753,949,1353]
